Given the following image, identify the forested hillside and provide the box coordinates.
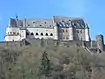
[0,43,105,79]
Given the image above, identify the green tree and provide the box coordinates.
[39,51,50,79]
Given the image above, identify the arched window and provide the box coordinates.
[50,33,53,36]
[41,33,43,36]
[45,33,48,36]
[31,33,34,35]
[36,33,38,35]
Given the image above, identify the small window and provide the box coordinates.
[62,29,64,32]
[10,32,12,35]
[76,30,79,33]
[66,37,69,39]
[36,33,38,35]
[33,22,35,24]
[60,24,62,27]
[40,25,42,26]
[62,20,64,22]
[80,30,82,33]
[26,32,29,35]
[45,22,46,24]
[41,33,43,36]
[66,23,69,27]
[66,30,68,32]
[13,32,16,35]
[50,33,53,36]
[31,33,34,35]
[69,19,71,21]
[49,25,52,27]
[8,32,9,35]
[45,33,48,36]
[62,36,65,39]
[17,32,19,35]
[28,24,30,26]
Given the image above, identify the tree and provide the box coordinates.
[40,38,44,47]
[39,51,50,79]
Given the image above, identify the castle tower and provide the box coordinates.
[52,17,58,40]
[53,24,58,40]
[96,34,104,53]
[85,23,90,41]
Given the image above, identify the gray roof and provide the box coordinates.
[53,16,86,29]
[23,18,53,28]
[8,16,88,29]
[9,18,17,27]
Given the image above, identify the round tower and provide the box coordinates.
[96,34,104,53]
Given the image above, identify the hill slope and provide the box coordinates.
[0,43,105,79]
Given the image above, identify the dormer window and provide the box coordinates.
[62,20,64,22]
[62,29,64,32]
[69,19,71,21]
[66,23,69,27]
[76,30,79,33]
[74,23,77,26]
[33,22,35,24]
[28,24,30,26]
[80,30,82,33]
[49,25,51,27]
[45,22,46,24]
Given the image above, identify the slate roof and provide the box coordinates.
[22,18,54,28]
[53,16,86,29]
[8,16,89,29]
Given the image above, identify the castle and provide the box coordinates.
[4,16,105,53]
[5,16,90,42]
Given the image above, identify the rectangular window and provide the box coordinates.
[62,29,64,32]
[76,30,79,33]
[80,30,82,33]
[17,33,19,35]
[62,36,65,39]
[66,36,69,39]
[13,32,16,35]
